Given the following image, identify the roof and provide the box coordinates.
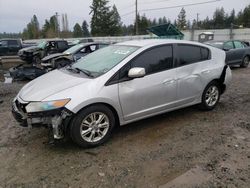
[116,39,208,48]
[147,24,184,39]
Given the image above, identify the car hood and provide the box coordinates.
[19,46,42,53]
[18,69,90,102]
[42,53,64,61]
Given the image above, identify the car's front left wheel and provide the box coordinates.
[70,105,116,148]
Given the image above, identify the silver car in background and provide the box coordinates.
[12,39,232,147]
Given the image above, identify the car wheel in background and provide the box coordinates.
[240,56,249,68]
[70,105,116,148]
[199,81,221,111]
[33,56,41,65]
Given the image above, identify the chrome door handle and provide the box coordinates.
[163,79,175,84]
[202,70,210,74]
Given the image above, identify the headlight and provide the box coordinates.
[25,99,70,113]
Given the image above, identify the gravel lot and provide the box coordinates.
[0,66,249,188]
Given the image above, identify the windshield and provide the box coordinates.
[37,41,47,49]
[206,42,223,49]
[64,44,84,54]
[72,45,139,77]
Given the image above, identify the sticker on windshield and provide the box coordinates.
[114,50,131,55]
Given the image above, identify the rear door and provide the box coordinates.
[8,40,20,55]
[224,41,238,65]
[118,45,177,121]
[175,44,211,105]
[233,41,246,62]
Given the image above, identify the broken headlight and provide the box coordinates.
[26,99,70,113]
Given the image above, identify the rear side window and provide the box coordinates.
[131,45,173,75]
[234,41,245,49]
[201,47,210,61]
[178,44,201,66]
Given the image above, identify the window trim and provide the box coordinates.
[105,44,175,86]
[175,44,211,68]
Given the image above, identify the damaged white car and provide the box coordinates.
[12,39,232,147]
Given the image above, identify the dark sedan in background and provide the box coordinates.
[41,42,109,70]
[205,40,250,68]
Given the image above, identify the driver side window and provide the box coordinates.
[130,45,173,75]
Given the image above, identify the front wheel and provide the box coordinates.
[240,56,249,68]
[199,81,221,110]
[70,105,116,148]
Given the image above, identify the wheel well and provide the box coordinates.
[244,55,250,60]
[211,79,226,94]
[78,103,120,126]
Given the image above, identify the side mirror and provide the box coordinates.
[128,67,145,78]
[223,48,230,51]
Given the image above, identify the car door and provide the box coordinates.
[8,40,19,55]
[223,41,237,65]
[233,41,246,62]
[118,45,177,121]
[175,44,210,105]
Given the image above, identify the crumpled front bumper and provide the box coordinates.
[12,98,73,139]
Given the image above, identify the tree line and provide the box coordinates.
[1,0,250,39]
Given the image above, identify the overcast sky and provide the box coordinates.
[0,0,249,33]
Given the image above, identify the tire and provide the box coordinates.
[199,81,221,111]
[70,105,116,148]
[33,56,41,65]
[240,56,249,68]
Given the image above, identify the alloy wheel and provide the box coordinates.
[80,112,110,143]
[205,86,219,107]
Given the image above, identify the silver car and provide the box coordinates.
[12,39,232,147]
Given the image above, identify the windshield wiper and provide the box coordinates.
[75,68,94,78]
[66,65,93,77]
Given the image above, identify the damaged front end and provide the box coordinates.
[12,97,73,140]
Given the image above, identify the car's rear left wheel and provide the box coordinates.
[199,81,221,110]
[70,105,115,148]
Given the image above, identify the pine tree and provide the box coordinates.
[73,23,83,37]
[90,0,110,36]
[177,8,187,29]
[82,20,90,37]
[213,8,225,29]
[109,5,122,36]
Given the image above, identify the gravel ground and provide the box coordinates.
[0,67,249,188]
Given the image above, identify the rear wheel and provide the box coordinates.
[199,81,221,110]
[240,56,249,68]
[70,105,115,148]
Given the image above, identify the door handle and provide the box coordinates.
[163,79,175,84]
[202,70,210,74]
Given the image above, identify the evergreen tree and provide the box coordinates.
[90,0,110,36]
[177,8,187,29]
[22,15,40,39]
[73,23,83,37]
[82,20,90,37]
[213,8,225,29]
[109,5,122,35]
